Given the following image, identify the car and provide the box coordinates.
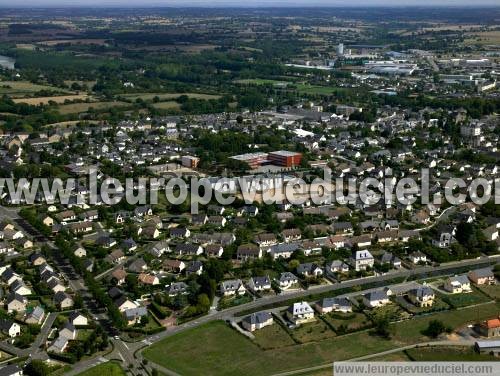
[114,335,120,340]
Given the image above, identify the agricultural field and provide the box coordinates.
[151,101,181,110]
[13,94,92,105]
[0,81,69,97]
[122,92,221,101]
[76,362,126,376]
[56,101,130,114]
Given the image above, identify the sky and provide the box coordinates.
[1,0,499,7]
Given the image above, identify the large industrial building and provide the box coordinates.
[230,150,302,169]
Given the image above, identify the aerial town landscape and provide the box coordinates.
[0,2,498,376]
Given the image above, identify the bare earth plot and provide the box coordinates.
[56,101,130,115]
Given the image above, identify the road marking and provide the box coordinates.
[118,352,125,362]
[123,342,129,349]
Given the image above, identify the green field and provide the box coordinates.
[234,78,291,86]
[405,346,499,361]
[143,302,500,376]
[295,84,349,95]
[0,81,69,97]
[76,362,126,376]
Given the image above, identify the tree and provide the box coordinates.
[25,360,51,376]
[372,314,391,339]
[423,320,449,338]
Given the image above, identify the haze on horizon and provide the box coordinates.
[0,0,499,7]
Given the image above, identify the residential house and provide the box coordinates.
[273,271,299,290]
[115,296,138,312]
[25,306,45,325]
[316,297,352,314]
[351,250,374,271]
[111,268,127,285]
[220,279,246,296]
[0,319,21,337]
[247,276,272,292]
[54,291,74,309]
[380,252,402,269]
[138,273,160,286]
[73,247,87,258]
[297,263,323,278]
[170,227,190,238]
[478,318,500,338]
[236,244,262,261]
[362,290,390,308]
[468,268,495,286]
[69,312,88,326]
[286,302,315,325]
[241,312,273,332]
[205,244,224,258]
[408,286,435,307]
[124,306,148,326]
[106,249,125,264]
[163,259,186,274]
[327,260,349,274]
[409,251,427,264]
[48,336,69,353]
[444,275,472,294]
[166,282,188,297]
[59,323,77,340]
[282,229,302,242]
[6,293,27,313]
[186,261,204,276]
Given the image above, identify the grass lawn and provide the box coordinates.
[56,101,129,114]
[405,346,499,361]
[76,362,125,376]
[440,289,491,308]
[369,302,412,322]
[321,311,372,333]
[252,323,296,349]
[143,303,500,376]
[290,319,336,343]
[477,284,500,300]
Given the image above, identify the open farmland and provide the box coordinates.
[13,94,92,105]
